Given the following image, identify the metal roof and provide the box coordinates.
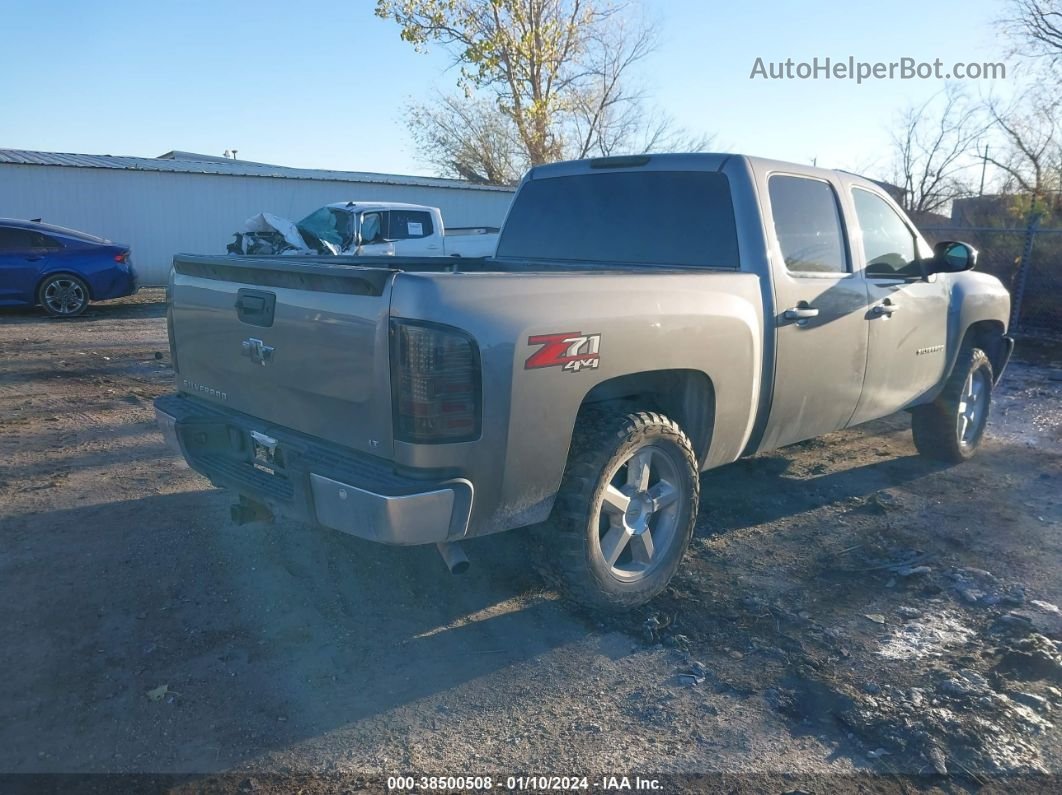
[0,149,515,193]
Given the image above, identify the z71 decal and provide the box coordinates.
[525,331,602,373]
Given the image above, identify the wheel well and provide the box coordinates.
[964,320,1007,377]
[578,370,715,465]
[36,271,93,302]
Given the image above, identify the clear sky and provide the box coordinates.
[0,0,1018,182]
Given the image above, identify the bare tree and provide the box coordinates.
[376,0,710,181]
[566,7,654,158]
[1003,0,1062,64]
[890,86,987,216]
[983,87,1062,207]
[407,94,527,184]
[977,1,1062,217]
[567,10,712,157]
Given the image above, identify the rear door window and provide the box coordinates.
[388,210,433,240]
[767,175,848,274]
[30,231,63,250]
[496,170,739,268]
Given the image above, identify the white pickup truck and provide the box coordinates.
[229,202,500,259]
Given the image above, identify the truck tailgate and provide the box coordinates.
[169,255,397,458]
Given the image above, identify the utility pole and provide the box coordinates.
[1057,160,1062,212]
[978,144,989,197]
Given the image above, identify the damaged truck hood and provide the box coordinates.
[226,209,345,256]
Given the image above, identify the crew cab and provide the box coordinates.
[157,153,1013,609]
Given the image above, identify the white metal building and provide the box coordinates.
[0,149,516,285]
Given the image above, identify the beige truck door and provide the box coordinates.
[847,187,949,425]
[757,173,871,451]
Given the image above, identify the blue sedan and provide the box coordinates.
[0,218,138,317]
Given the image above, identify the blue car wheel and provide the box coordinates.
[38,274,89,317]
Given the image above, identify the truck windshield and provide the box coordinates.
[297,207,354,249]
[496,170,739,268]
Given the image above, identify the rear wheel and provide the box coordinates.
[38,274,89,317]
[911,346,993,462]
[543,409,699,610]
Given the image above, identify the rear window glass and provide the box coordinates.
[496,170,739,268]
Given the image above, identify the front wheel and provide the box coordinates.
[912,346,994,463]
[544,409,700,610]
[38,274,90,317]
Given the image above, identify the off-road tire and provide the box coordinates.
[911,346,993,463]
[542,409,700,611]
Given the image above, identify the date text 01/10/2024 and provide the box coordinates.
[386,775,661,790]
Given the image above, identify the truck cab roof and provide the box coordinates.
[525,152,887,195]
[323,201,435,213]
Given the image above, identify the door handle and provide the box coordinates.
[783,306,820,320]
[25,255,43,262]
[234,288,276,327]
[871,302,900,316]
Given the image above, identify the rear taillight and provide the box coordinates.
[114,251,129,263]
[391,320,481,444]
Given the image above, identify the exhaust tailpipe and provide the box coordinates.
[437,541,469,575]
[230,497,273,526]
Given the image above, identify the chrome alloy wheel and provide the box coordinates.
[957,368,990,447]
[596,446,683,582]
[42,278,87,315]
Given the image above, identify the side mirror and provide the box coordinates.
[927,240,978,275]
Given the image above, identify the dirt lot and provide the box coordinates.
[1,291,1061,791]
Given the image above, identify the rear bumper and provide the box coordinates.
[90,265,139,301]
[154,394,472,545]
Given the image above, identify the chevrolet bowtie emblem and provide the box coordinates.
[241,337,275,366]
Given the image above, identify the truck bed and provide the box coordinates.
[168,251,765,538]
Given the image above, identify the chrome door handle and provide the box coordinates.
[784,306,820,320]
[872,303,899,316]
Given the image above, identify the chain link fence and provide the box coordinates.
[920,220,1062,335]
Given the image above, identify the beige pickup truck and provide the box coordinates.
[157,153,1013,609]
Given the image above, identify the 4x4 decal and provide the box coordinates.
[525,331,602,373]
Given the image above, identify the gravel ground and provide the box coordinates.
[1,291,1060,792]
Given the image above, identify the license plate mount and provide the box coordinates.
[250,430,279,475]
